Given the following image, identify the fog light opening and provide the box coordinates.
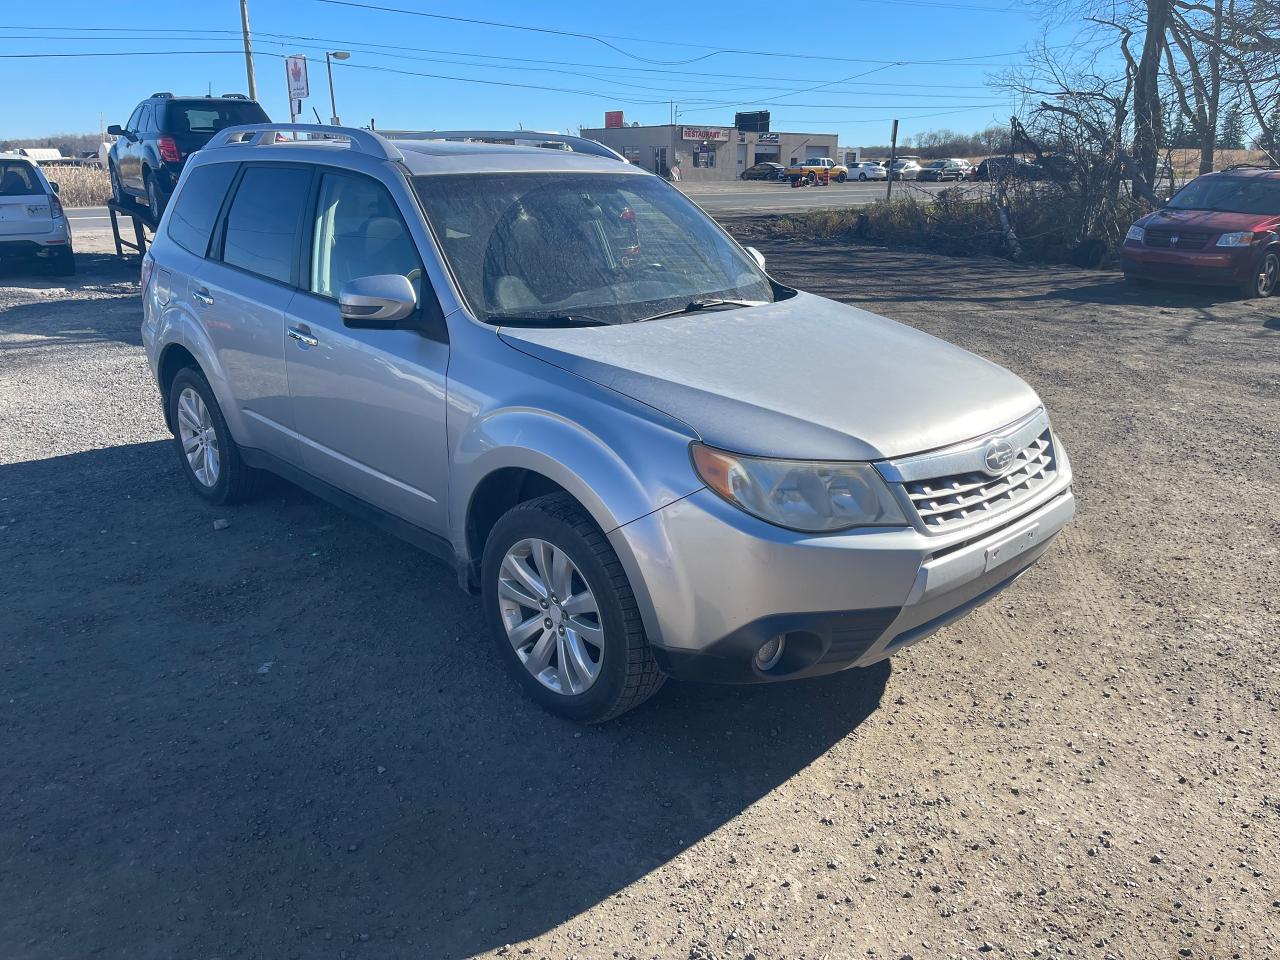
[755,635,786,672]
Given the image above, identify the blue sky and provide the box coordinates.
[1,0,1048,145]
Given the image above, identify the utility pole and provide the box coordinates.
[886,118,899,199]
[239,0,258,100]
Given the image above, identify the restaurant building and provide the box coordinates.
[580,120,840,182]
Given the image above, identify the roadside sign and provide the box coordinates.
[286,55,309,100]
[605,111,624,129]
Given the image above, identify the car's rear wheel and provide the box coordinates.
[168,368,264,505]
[144,170,166,222]
[1241,250,1279,299]
[482,493,664,723]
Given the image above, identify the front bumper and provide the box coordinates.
[1120,241,1257,286]
[609,442,1074,684]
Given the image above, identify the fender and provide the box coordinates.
[450,403,702,557]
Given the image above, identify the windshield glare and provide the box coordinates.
[412,171,777,326]
[1166,176,1280,215]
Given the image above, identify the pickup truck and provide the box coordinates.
[785,157,848,184]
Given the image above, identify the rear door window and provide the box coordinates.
[167,162,237,256]
[0,161,42,196]
[219,165,312,284]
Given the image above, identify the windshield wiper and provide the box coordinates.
[488,312,611,328]
[637,298,759,323]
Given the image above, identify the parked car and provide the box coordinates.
[108,92,269,219]
[976,156,1038,181]
[1034,154,1078,180]
[740,161,785,181]
[0,153,74,276]
[889,159,922,181]
[1121,167,1280,298]
[850,161,887,182]
[142,123,1075,722]
[785,157,849,184]
[916,159,973,183]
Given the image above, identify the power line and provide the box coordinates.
[303,0,1043,67]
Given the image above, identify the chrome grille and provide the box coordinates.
[903,429,1056,531]
[1145,228,1211,251]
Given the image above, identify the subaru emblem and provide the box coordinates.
[983,438,1016,476]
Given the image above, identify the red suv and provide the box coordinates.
[1121,167,1280,298]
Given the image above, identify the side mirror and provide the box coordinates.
[745,246,766,271]
[106,124,124,137]
[339,274,417,328]
[48,181,59,195]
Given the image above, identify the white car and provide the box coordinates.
[0,153,75,276]
[850,162,887,182]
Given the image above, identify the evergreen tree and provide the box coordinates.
[1216,105,1246,150]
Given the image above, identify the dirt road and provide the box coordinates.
[1,236,1277,960]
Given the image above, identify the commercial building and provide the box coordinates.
[580,121,840,182]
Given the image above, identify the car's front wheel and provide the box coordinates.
[1242,250,1279,299]
[109,162,131,207]
[168,367,264,505]
[858,172,867,181]
[835,172,847,183]
[483,493,665,723]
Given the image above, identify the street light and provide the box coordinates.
[325,50,349,125]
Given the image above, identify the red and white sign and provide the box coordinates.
[286,55,310,100]
[681,127,729,142]
[604,110,624,129]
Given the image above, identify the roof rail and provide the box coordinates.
[395,130,626,162]
[205,123,403,162]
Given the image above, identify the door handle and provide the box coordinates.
[288,325,319,347]
[192,288,214,306]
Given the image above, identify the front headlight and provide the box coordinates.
[1216,231,1255,247]
[691,443,908,533]
[1125,225,1145,242]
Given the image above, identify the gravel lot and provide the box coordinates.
[1,234,1277,960]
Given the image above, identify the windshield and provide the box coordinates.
[412,171,778,326]
[1166,175,1280,215]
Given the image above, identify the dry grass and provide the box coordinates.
[45,165,110,208]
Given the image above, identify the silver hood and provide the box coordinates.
[498,291,1040,461]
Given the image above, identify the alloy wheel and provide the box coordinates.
[497,537,604,696]
[176,387,220,487]
[1259,253,1279,297]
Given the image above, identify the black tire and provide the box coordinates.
[144,169,167,222]
[167,367,264,505]
[1241,250,1279,299]
[51,248,76,277]
[858,172,867,181]
[835,172,847,183]
[109,162,132,208]
[482,493,665,723]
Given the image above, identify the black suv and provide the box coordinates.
[107,93,270,219]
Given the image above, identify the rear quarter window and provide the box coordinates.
[167,163,238,257]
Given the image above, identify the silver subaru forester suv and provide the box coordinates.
[141,124,1075,722]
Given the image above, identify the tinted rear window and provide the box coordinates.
[220,165,311,284]
[167,162,237,257]
[0,161,41,196]
[162,100,269,136]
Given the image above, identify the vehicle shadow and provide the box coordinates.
[0,441,891,959]
[0,284,141,349]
